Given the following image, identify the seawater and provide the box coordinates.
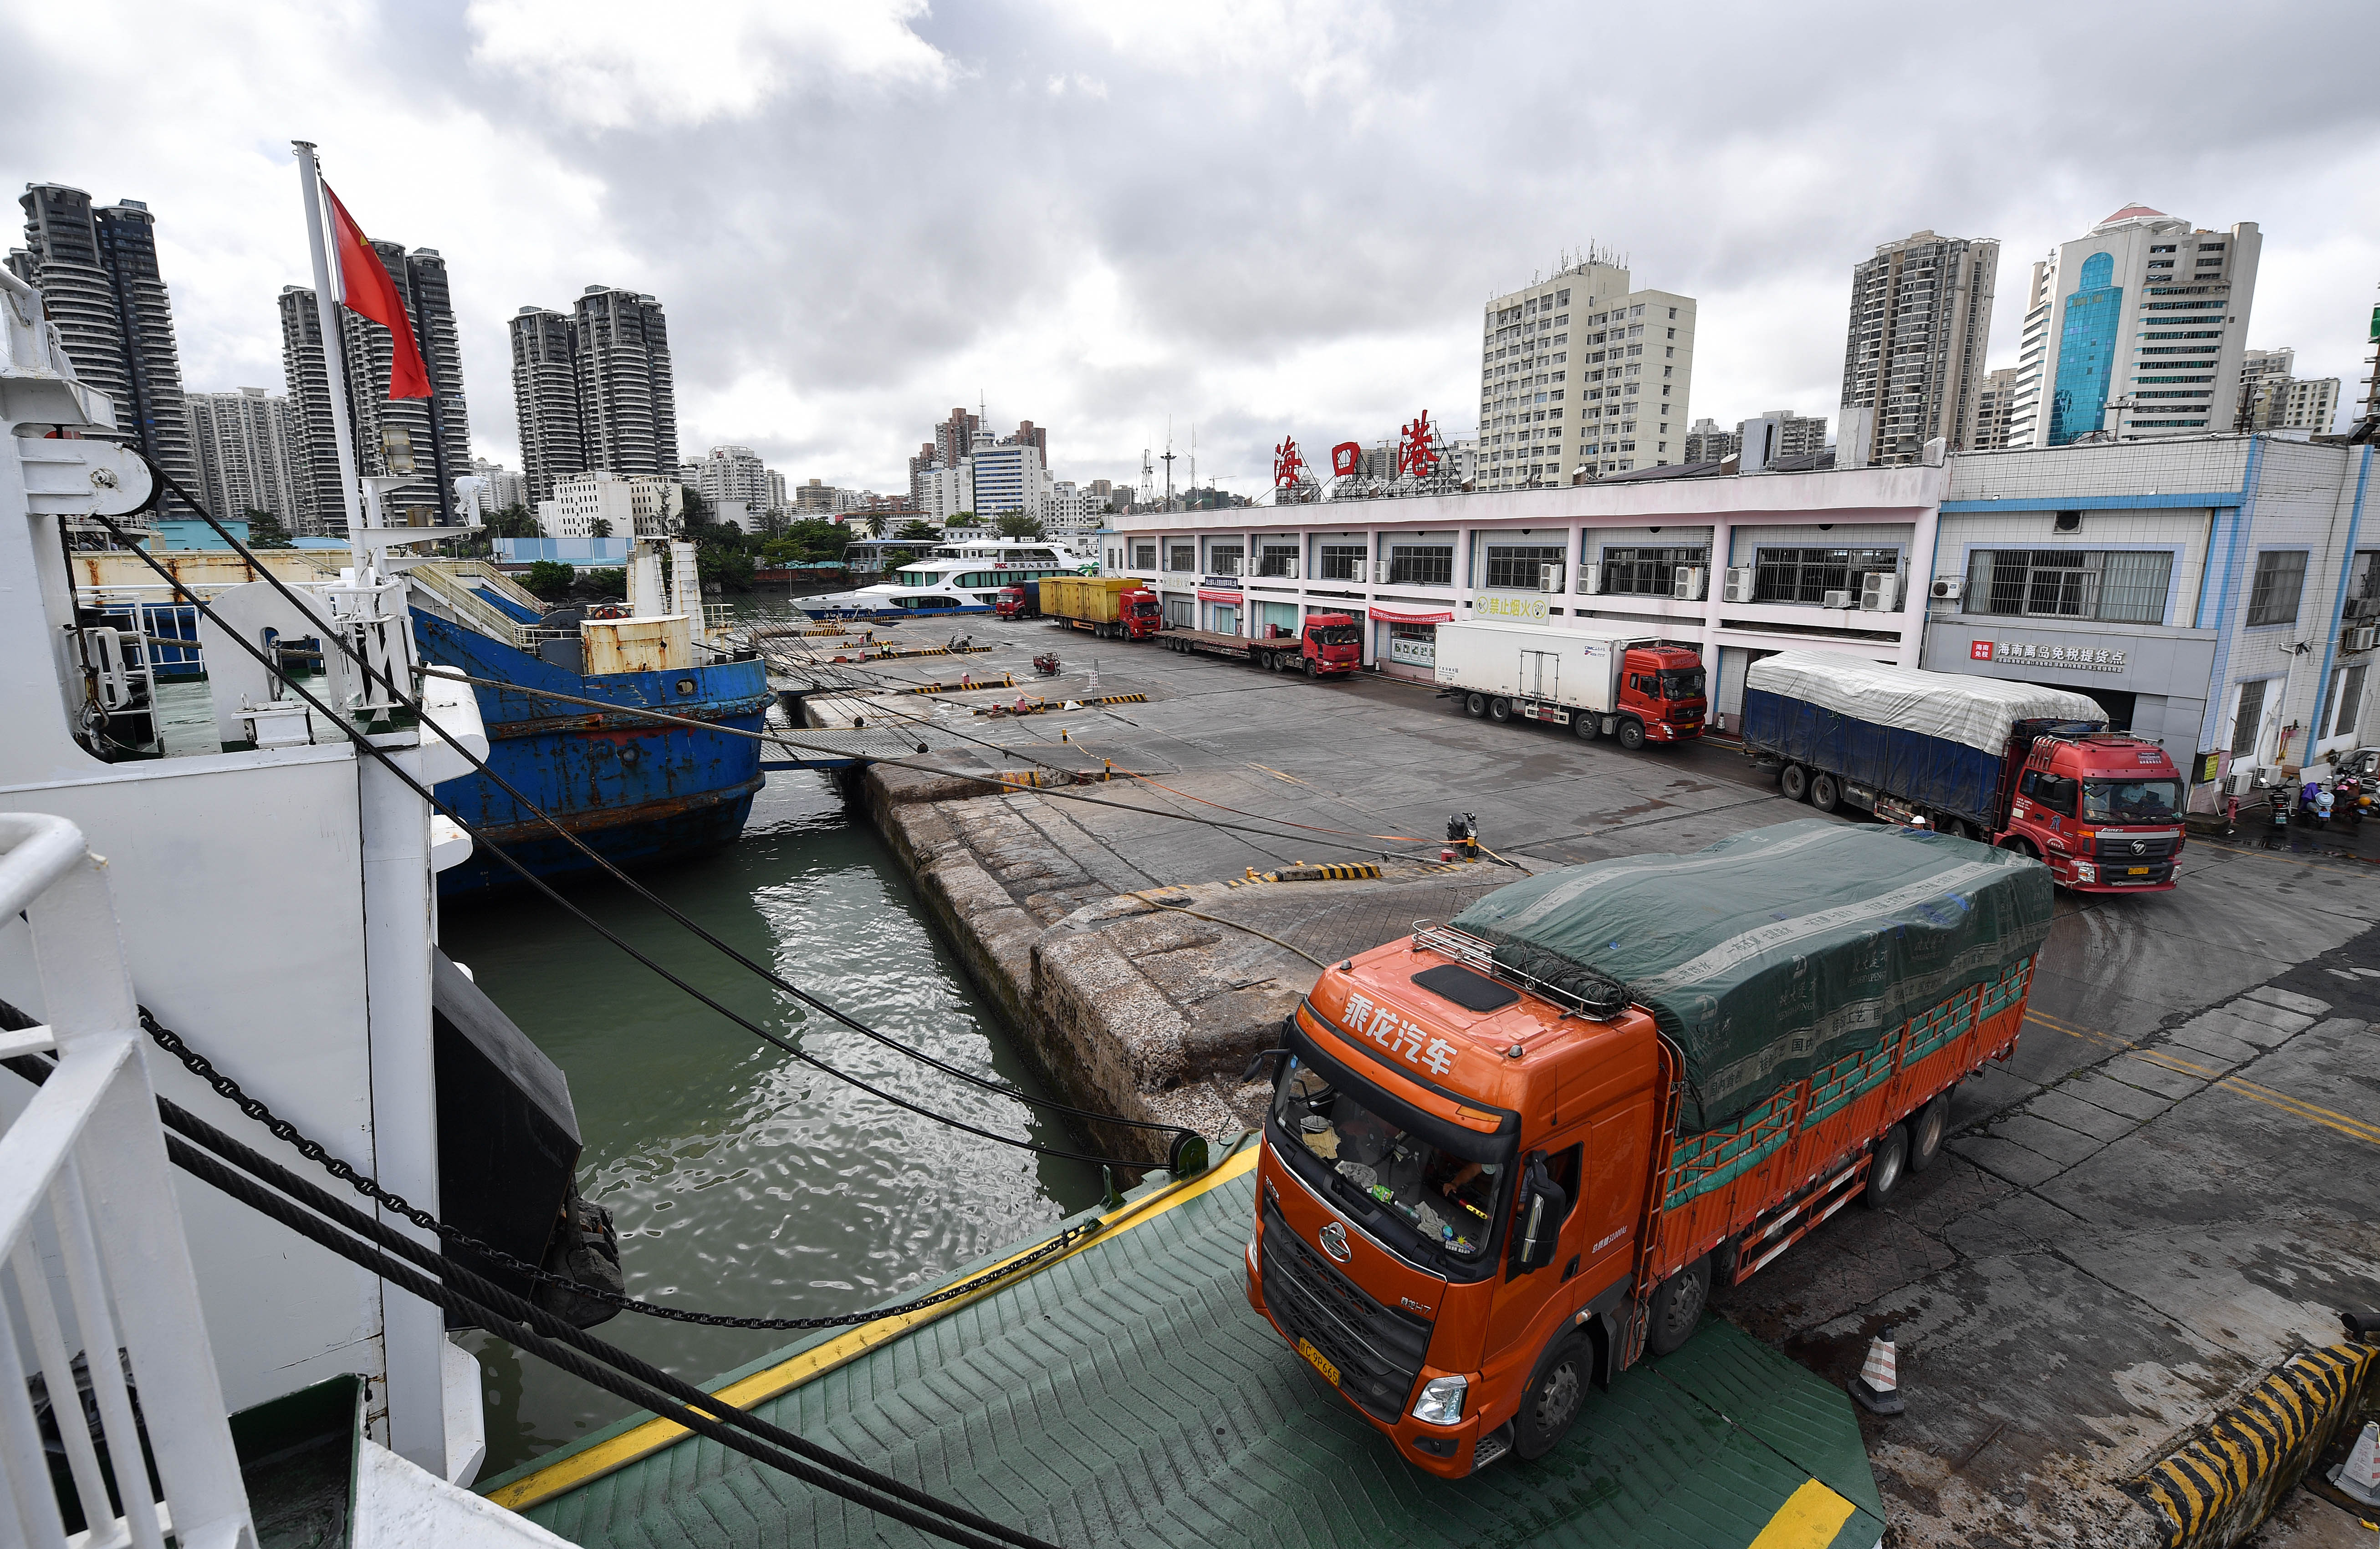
[441,763,1101,1477]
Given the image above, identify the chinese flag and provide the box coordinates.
[322,183,432,400]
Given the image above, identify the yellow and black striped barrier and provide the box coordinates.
[2134,1341,2376,1547]
[1227,861,1382,887]
[905,673,1017,695]
[1091,692,1147,706]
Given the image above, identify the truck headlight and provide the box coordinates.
[1410,1375,1467,1425]
[2074,861,2096,882]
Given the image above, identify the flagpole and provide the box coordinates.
[293,141,372,575]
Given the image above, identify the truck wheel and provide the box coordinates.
[1810,773,1841,813]
[1513,1333,1591,1461]
[1861,1125,1910,1209]
[1616,719,1646,751]
[1465,692,1487,718]
[1490,697,1513,723]
[1573,711,1599,740]
[1779,764,1809,802]
[1645,1254,1712,1356]
[1908,1093,1951,1173]
[1302,657,1315,678]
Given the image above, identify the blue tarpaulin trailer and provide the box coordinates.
[1742,651,2105,832]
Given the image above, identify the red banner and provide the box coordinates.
[1368,605,1453,624]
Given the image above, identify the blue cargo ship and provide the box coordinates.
[408,581,771,898]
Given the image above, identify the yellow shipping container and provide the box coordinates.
[1039,575,1139,625]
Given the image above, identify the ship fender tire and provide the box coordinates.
[1861,1124,1911,1210]
[1615,718,1647,751]
[1908,1091,1952,1173]
[1513,1331,1592,1461]
[1810,772,1842,813]
[1644,1253,1711,1357]
[1779,764,1809,802]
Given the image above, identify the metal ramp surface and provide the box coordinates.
[485,1152,1885,1549]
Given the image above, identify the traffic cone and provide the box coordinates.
[2332,1420,2380,1507]
[1849,1326,1905,1416]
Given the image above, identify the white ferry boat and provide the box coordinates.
[804,539,1090,619]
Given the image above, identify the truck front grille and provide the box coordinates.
[1260,1196,1433,1424]
[2092,831,2179,861]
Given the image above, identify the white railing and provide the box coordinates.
[0,814,255,1549]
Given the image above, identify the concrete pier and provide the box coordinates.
[790,613,2380,1549]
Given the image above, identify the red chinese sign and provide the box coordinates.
[1272,436,1307,488]
[1398,412,1439,479]
[1970,640,1993,661]
[1330,441,1361,477]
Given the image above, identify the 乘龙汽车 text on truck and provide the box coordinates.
[1243,820,2050,1477]
[1033,576,1161,639]
[1159,615,1362,677]
[1743,649,2186,892]
[1432,618,1706,751]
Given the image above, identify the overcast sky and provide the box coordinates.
[7,1,2376,498]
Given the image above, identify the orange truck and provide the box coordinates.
[1159,613,1363,676]
[1243,820,2049,1476]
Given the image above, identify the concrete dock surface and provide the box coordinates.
[781,615,2380,1548]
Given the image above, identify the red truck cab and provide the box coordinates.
[1617,645,1707,743]
[1999,731,2185,892]
[993,585,1035,619]
[1303,614,1363,675]
[1120,589,1162,639]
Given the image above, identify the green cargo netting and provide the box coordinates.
[1449,820,2053,1134]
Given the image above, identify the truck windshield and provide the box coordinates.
[1270,1058,1503,1263]
[1312,625,1361,646]
[2082,779,2181,822]
[1658,668,1706,700]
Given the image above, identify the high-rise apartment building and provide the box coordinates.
[455,457,528,518]
[2010,205,2261,448]
[1475,255,1695,488]
[507,285,678,504]
[1838,230,1997,467]
[2247,376,2340,434]
[9,185,197,494]
[766,468,787,517]
[187,388,305,528]
[275,241,470,535]
[1682,418,1735,464]
[1967,367,2020,452]
[691,445,768,509]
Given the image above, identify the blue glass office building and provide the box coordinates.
[2047,253,2119,446]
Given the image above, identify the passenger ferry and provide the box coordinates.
[803,539,1091,619]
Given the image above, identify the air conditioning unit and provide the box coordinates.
[1538,562,1566,593]
[1860,572,1901,611]
[1577,563,1601,595]
[1822,589,1856,609]
[1723,566,1756,604]
[2353,626,2378,654]
[1672,567,1707,601]
[2344,597,2371,621]
[1931,576,1964,601]
[1372,560,1387,584]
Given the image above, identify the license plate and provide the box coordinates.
[1295,1337,1340,1386]
[2127,867,2152,876]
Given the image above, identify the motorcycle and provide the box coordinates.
[2337,772,2366,827]
[2269,790,2292,833]
[2314,785,2335,830]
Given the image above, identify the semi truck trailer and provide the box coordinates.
[1432,618,1707,750]
[1159,614,1362,676]
[1034,576,1161,639]
[1743,650,2187,892]
[1245,820,2049,1477]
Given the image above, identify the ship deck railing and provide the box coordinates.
[0,813,256,1549]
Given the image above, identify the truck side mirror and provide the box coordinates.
[1239,1048,1289,1085]
[1512,1153,1567,1273]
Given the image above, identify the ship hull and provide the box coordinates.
[412,611,771,897]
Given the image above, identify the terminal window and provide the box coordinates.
[1482,544,1564,589]
[1318,543,1369,581]
[1168,544,1197,571]
[1387,543,1453,586]
[1132,543,1157,569]
[1752,546,1899,604]
[1599,545,1707,596]
[1964,549,2172,625]
[1258,545,1300,577]
[2246,550,2308,627]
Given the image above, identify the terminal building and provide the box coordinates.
[1105,432,2375,808]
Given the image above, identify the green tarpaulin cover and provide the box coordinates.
[1449,820,2053,1134]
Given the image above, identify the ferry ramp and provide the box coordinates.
[483,1146,1885,1549]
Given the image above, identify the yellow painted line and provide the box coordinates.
[1746,1478,1858,1548]
[485,1145,1260,1511]
[2023,1011,2380,1147]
